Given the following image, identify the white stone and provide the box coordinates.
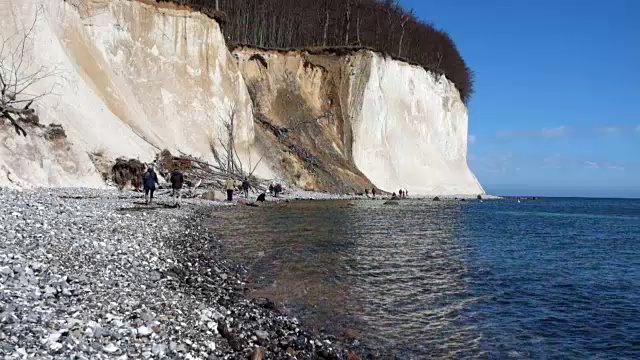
[136,326,152,337]
[103,343,119,354]
[48,342,63,352]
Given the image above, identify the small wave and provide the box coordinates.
[496,210,640,221]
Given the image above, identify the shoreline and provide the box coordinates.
[0,185,505,359]
[238,188,500,203]
[0,187,355,359]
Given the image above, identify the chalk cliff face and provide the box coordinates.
[349,52,483,195]
[1,0,482,195]
[0,0,269,187]
[234,48,483,195]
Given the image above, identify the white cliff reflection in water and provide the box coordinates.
[210,200,483,358]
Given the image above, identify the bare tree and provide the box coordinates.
[0,6,60,136]
[355,0,362,46]
[322,0,330,46]
[344,0,352,45]
[398,10,411,58]
[211,104,243,176]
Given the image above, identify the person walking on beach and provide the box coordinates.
[142,167,159,205]
[242,177,250,198]
[170,169,184,207]
[274,183,282,197]
[225,177,235,201]
[371,188,376,198]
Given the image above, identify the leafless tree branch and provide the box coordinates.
[0,5,61,136]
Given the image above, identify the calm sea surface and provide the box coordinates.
[212,198,640,359]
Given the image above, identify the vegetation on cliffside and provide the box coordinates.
[164,0,474,103]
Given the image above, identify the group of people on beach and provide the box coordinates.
[139,165,408,205]
[268,182,283,197]
[365,187,408,199]
[141,166,184,206]
[140,165,257,205]
[226,177,251,201]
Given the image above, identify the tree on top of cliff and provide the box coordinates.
[168,0,474,103]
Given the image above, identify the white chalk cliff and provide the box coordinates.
[347,52,483,195]
[0,0,269,187]
[0,0,482,195]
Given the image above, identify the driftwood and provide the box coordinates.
[154,149,266,198]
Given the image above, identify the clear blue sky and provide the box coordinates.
[401,0,639,198]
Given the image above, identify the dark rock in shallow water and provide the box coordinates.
[433,196,441,201]
[228,335,245,351]
[256,298,277,310]
[289,335,310,351]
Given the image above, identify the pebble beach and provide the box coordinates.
[0,188,353,359]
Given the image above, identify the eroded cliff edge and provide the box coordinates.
[234,47,484,195]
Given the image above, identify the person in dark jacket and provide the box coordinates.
[371,188,376,198]
[142,167,159,204]
[170,170,184,206]
[242,177,250,198]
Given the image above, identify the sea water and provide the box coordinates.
[214,198,640,359]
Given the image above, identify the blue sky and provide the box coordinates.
[401,0,639,197]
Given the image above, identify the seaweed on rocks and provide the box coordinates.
[0,187,354,359]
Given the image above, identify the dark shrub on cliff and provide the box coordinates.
[164,0,474,103]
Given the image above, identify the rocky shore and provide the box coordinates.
[0,188,354,359]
